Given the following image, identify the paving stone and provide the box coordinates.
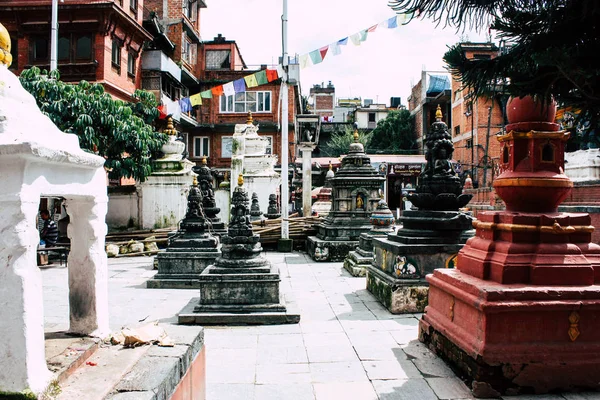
[372,378,438,400]
[257,346,308,364]
[562,394,600,400]
[306,344,358,363]
[362,360,423,380]
[303,332,352,347]
[390,329,419,345]
[205,333,258,349]
[300,321,345,334]
[255,383,316,400]
[106,392,155,400]
[206,363,256,384]
[346,331,397,347]
[413,356,456,378]
[353,344,403,361]
[339,319,386,332]
[258,333,304,348]
[309,362,369,383]
[207,348,257,365]
[255,363,311,384]
[206,383,255,400]
[427,376,474,399]
[314,382,378,400]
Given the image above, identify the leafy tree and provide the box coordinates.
[389,0,600,139]
[322,126,372,157]
[370,109,417,153]
[19,67,167,181]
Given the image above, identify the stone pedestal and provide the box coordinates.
[299,144,317,216]
[147,179,221,289]
[344,199,396,277]
[178,176,299,325]
[420,98,600,395]
[368,106,473,313]
[308,131,384,261]
[565,148,600,181]
[0,58,108,395]
[312,163,335,218]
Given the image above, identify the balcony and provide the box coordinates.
[25,61,98,82]
[141,50,181,83]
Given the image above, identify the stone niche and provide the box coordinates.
[0,60,108,394]
[307,132,384,262]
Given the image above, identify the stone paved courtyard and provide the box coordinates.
[42,252,600,400]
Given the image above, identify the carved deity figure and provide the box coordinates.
[186,180,203,219]
[433,146,454,177]
[356,194,364,210]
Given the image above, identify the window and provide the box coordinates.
[454,126,460,136]
[206,50,230,70]
[473,53,491,60]
[221,136,233,158]
[466,139,473,149]
[182,38,194,65]
[127,52,136,77]
[56,34,93,63]
[263,136,273,155]
[161,76,181,100]
[31,37,49,63]
[75,35,92,60]
[9,36,17,69]
[194,137,210,158]
[58,37,70,61]
[111,39,121,69]
[368,112,376,122]
[183,0,197,20]
[220,91,272,113]
[130,0,137,12]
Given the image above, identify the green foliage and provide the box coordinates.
[389,0,600,134]
[370,109,417,153]
[322,126,372,157]
[19,67,168,182]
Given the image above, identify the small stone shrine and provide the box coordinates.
[196,156,227,236]
[367,106,474,313]
[312,162,335,217]
[344,199,395,277]
[178,175,300,324]
[265,193,281,219]
[147,176,221,288]
[250,192,264,222]
[420,96,600,395]
[307,130,384,261]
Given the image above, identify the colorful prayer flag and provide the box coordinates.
[223,82,235,97]
[319,46,329,61]
[157,104,167,119]
[200,90,213,98]
[350,33,361,46]
[299,54,311,69]
[233,78,246,93]
[337,37,348,46]
[244,74,258,88]
[266,69,278,82]
[189,93,202,107]
[387,15,398,28]
[367,24,378,32]
[179,97,192,113]
[211,85,224,96]
[309,49,323,65]
[330,42,342,56]
[359,29,368,42]
[255,70,268,85]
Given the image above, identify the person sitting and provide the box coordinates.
[40,209,58,247]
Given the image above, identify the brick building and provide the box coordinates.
[407,70,452,153]
[0,0,151,102]
[449,42,504,187]
[190,34,299,172]
[309,81,335,120]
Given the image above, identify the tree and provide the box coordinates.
[370,109,417,153]
[19,67,167,181]
[389,0,600,140]
[322,126,372,157]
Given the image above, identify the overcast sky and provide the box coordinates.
[201,0,488,107]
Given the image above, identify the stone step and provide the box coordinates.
[54,324,206,400]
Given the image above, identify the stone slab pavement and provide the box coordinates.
[42,253,600,400]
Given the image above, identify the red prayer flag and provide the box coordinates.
[319,46,329,61]
[367,24,378,32]
[211,85,224,96]
[266,69,279,82]
[157,105,167,119]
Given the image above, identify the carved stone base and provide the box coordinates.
[420,268,600,395]
[307,235,359,262]
[366,266,429,313]
[343,250,372,277]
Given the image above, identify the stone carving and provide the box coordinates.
[265,193,281,219]
[394,256,418,277]
[313,246,330,261]
[194,157,226,236]
[228,175,253,237]
[250,192,264,222]
[410,105,472,211]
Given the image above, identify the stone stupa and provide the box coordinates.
[307,130,385,261]
[147,176,221,288]
[179,175,300,324]
[195,156,227,237]
[367,105,474,313]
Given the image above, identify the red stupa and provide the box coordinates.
[420,96,600,395]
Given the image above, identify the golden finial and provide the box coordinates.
[353,128,359,143]
[193,175,198,185]
[246,111,253,125]
[0,22,12,68]
[165,117,177,136]
[237,174,244,186]
[202,156,207,165]
[435,104,443,121]
[328,161,333,170]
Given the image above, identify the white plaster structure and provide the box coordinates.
[0,63,109,394]
[299,143,317,216]
[565,148,600,182]
[231,115,280,213]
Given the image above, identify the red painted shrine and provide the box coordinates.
[419,96,600,394]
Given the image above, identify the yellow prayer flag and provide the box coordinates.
[244,74,259,88]
[190,93,202,107]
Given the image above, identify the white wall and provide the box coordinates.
[106,191,139,229]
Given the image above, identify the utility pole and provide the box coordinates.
[50,0,59,72]
[280,0,289,241]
